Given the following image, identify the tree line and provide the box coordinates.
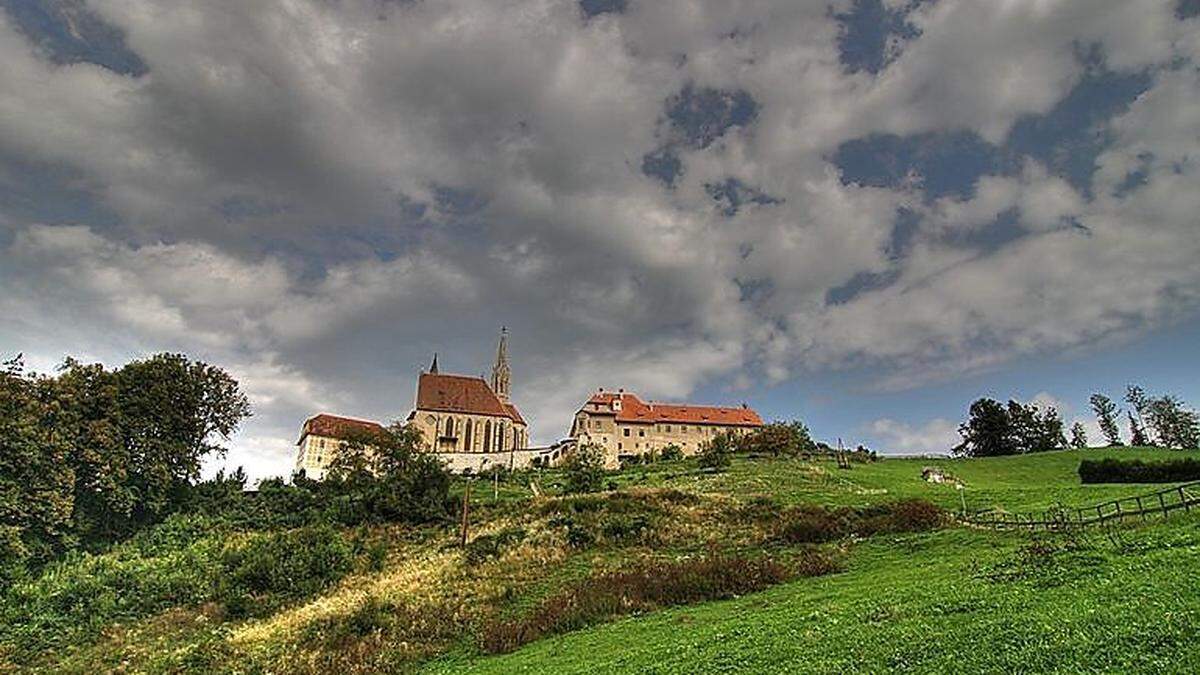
[954,385,1199,457]
[0,353,456,579]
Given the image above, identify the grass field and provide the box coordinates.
[5,447,1200,673]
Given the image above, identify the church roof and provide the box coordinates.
[298,413,385,444]
[416,372,525,423]
[581,391,763,427]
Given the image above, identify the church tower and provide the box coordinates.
[491,327,511,403]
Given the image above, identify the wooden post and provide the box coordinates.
[1158,492,1167,517]
[460,479,472,547]
[1135,497,1144,520]
[1181,486,1191,512]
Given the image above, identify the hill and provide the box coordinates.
[4,448,1199,673]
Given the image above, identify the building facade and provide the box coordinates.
[295,413,385,480]
[569,389,763,468]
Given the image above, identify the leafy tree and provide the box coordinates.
[739,421,817,457]
[325,423,452,523]
[1069,422,1088,449]
[1125,385,1153,444]
[0,356,76,562]
[954,398,1017,457]
[1145,395,1200,450]
[698,431,735,471]
[1127,411,1149,447]
[562,442,606,493]
[658,444,683,461]
[1089,394,1123,447]
[1006,400,1064,453]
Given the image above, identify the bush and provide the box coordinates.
[562,443,606,494]
[775,499,944,543]
[218,525,354,617]
[659,445,684,461]
[480,554,835,654]
[698,432,735,471]
[1079,458,1200,483]
[464,527,526,565]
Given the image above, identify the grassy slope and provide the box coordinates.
[425,449,1200,673]
[13,448,1200,673]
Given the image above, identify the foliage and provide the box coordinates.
[1090,393,1123,447]
[1078,458,1200,484]
[0,353,252,564]
[561,443,606,494]
[464,527,527,565]
[1144,395,1200,449]
[1070,422,1088,449]
[658,444,684,461]
[217,525,353,618]
[955,398,1065,457]
[697,431,736,470]
[479,554,836,654]
[738,421,817,457]
[775,499,944,544]
[1126,412,1149,447]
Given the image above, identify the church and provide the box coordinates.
[296,328,564,477]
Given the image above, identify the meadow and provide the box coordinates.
[3,447,1198,673]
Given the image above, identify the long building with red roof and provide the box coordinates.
[569,389,763,467]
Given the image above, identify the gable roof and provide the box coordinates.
[581,391,763,427]
[415,372,526,424]
[299,413,385,444]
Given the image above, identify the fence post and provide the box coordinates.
[1181,486,1191,513]
[1158,491,1168,517]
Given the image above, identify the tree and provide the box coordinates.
[0,356,75,563]
[698,431,735,471]
[1127,411,1149,447]
[954,399,1017,457]
[562,442,606,493]
[1145,396,1200,450]
[326,423,452,523]
[1125,385,1153,445]
[1070,422,1088,449]
[739,421,817,457]
[1089,394,1123,447]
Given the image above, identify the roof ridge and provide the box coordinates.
[309,412,383,425]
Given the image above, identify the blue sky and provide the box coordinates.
[1,0,1199,479]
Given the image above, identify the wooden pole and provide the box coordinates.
[460,478,472,547]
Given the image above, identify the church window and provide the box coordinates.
[464,420,473,449]
[484,420,493,451]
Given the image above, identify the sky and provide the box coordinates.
[1,0,1199,481]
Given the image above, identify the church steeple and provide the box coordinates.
[429,352,439,374]
[491,327,511,402]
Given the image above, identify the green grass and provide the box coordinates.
[425,521,1200,674]
[8,448,1200,673]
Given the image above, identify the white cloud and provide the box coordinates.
[868,417,960,455]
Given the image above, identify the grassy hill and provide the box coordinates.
[5,448,1200,673]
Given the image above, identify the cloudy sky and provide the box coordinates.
[2,0,1199,480]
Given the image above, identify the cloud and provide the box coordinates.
[0,0,1198,480]
[868,417,960,455]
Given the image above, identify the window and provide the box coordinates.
[665,424,672,433]
[623,428,630,437]
[638,430,644,437]
[618,442,623,450]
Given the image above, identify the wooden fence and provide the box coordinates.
[965,481,1200,531]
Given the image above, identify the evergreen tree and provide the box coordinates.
[1089,394,1123,446]
[1070,422,1088,449]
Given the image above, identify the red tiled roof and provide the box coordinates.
[416,373,526,424]
[581,391,763,427]
[299,413,385,444]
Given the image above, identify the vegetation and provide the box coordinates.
[954,398,1064,457]
[561,442,606,494]
[1090,393,1123,446]
[697,430,735,470]
[1079,458,1200,484]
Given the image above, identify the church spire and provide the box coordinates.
[491,327,511,402]
[429,352,439,374]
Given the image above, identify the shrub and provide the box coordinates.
[856,499,944,534]
[777,505,847,543]
[562,443,606,494]
[218,525,353,617]
[698,432,735,471]
[1079,458,1200,483]
[659,445,684,461]
[464,527,527,565]
[480,554,831,654]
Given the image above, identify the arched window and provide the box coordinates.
[484,420,492,452]
[464,419,473,451]
[445,416,455,437]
